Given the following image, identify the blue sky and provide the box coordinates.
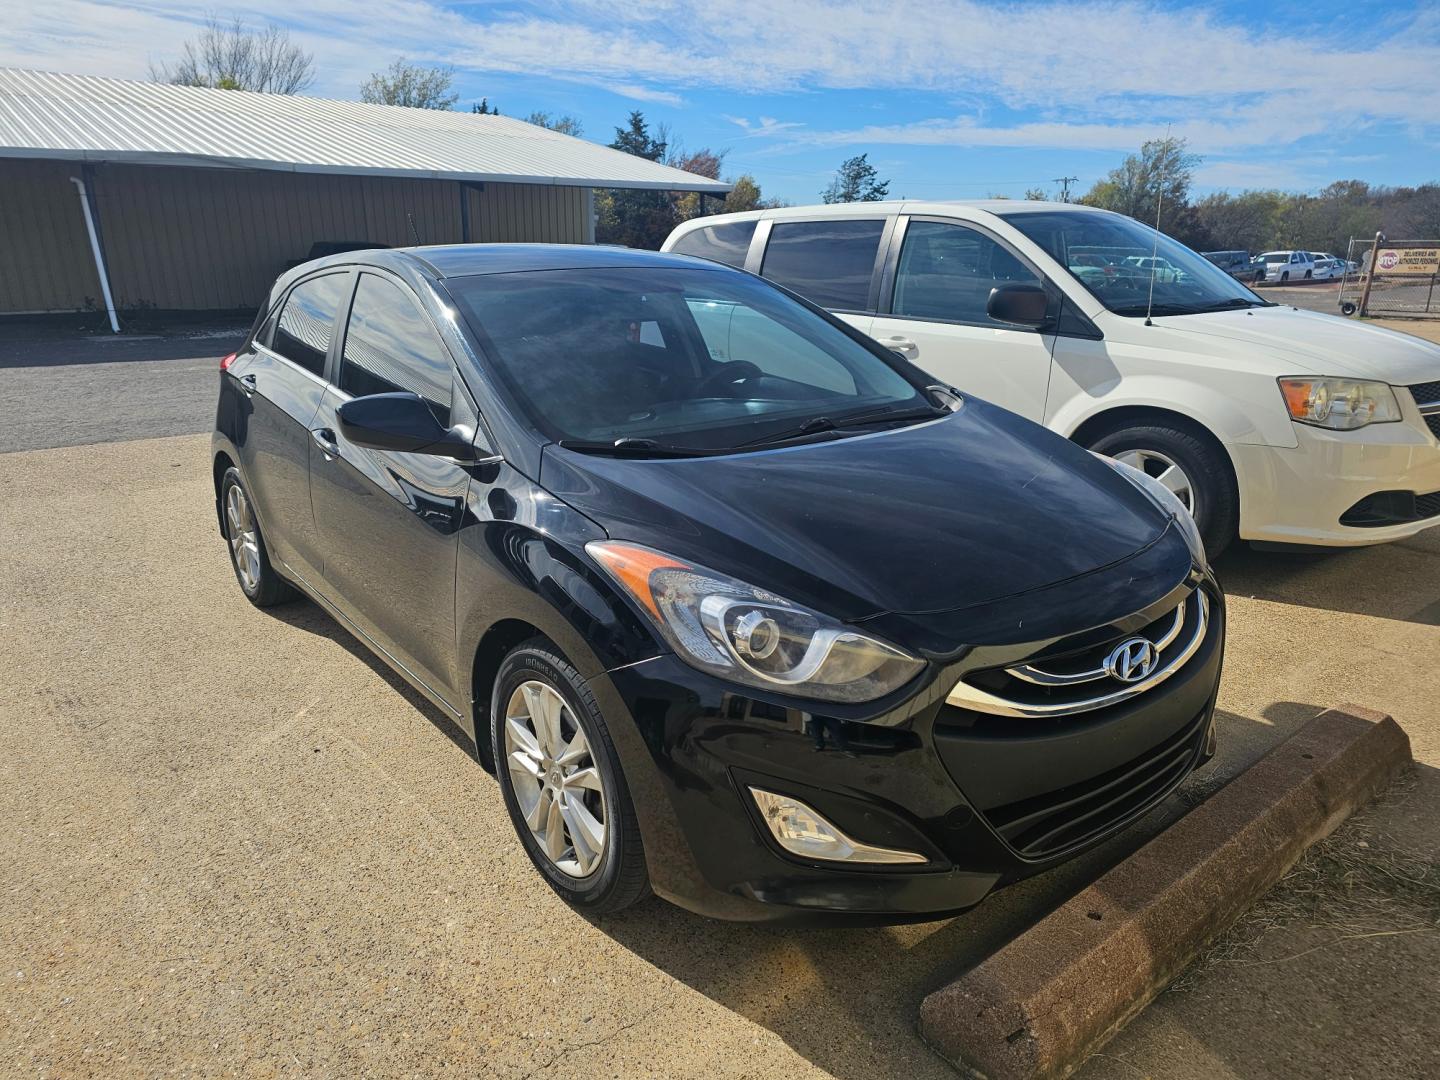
[5,1,1439,203]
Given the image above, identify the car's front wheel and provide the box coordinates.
[220,467,297,607]
[492,639,649,914]
[1088,422,1238,559]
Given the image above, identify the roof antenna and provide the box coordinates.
[1144,125,1171,327]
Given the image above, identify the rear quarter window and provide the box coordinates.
[669,221,756,268]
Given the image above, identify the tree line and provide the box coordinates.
[1078,137,1440,255]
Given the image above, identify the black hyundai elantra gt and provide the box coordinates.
[213,244,1223,922]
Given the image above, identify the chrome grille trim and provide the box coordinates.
[1008,598,1186,687]
[946,592,1210,718]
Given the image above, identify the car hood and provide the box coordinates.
[540,400,1176,625]
[1146,305,1440,384]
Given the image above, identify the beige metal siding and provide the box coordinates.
[467,182,588,244]
[0,160,103,313]
[0,161,591,314]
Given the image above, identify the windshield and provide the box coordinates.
[999,210,1268,317]
[446,266,929,450]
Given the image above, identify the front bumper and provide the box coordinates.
[586,572,1224,922]
[1234,410,1440,546]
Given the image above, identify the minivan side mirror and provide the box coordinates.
[336,392,490,462]
[987,283,1052,328]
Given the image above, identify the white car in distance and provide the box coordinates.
[1257,250,1317,282]
[1308,253,1345,281]
[663,201,1440,556]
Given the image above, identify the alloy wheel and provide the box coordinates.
[503,680,609,878]
[225,483,262,591]
[1112,448,1199,518]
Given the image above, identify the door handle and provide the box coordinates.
[238,373,257,396]
[883,336,919,359]
[311,427,340,458]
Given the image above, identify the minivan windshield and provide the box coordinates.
[446,266,932,451]
[999,210,1271,317]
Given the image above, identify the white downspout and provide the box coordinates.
[69,175,120,334]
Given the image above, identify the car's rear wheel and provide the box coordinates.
[1088,422,1238,559]
[492,639,649,914]
[220,467,297,607]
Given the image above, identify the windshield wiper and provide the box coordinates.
[556,437,709,458]
[1191,296,1274,312]
[735,403,947,450]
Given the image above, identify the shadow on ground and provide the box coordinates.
[1216,531,1440,625]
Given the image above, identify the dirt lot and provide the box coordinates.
[2,328,1439,1077]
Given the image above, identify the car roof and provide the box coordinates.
[285,243,726,283]
[402,243,723,278]
[666,198,1116,233]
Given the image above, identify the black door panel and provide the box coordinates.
[309,388,470,704]
[229,348,326,581]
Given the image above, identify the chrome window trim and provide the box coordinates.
[252,341,329,387]
[946,591,1210,718]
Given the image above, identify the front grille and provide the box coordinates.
[984,706,1209,859]
[946,589,1208,718]
[1411,382,1440,439]
[1419,491,1440,520]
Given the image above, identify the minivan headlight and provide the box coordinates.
[1098,453,1206,559]
[1278,377,1401,430]
[586,541,923,703]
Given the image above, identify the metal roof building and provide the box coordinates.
[0,68,729,323]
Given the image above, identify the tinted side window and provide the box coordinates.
[271,273,350,376]
[892,220,1042,326]
[340,274,453,426]
[761,219,884,311]
[670,221,756,268]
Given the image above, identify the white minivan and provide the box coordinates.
[662,202,1440,555]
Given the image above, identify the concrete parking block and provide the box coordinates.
[918,705,1412,1080]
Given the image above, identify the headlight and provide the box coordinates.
[586,541,924,703]
[1278,377,1401,430]
[1098,453,1206,559]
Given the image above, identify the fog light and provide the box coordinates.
[749,788,927,865]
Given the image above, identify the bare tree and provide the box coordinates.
[524,111,583,137]
[150,16,314,94]
[360,59,459,110]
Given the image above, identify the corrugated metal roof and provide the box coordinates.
[0,68,731,193]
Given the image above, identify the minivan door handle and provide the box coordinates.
[883,336,919,359]
[311,427,340,458]
[238,373,257,396]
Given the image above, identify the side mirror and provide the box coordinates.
[336,392,489,462]
[987,283,1052,328]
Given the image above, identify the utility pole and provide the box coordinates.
[1053,176,1078,203]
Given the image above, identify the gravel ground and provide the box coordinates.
[2,325,1438,1078]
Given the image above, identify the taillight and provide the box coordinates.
[219,352,238,371]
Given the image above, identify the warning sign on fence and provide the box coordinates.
[1375,247,1440,275]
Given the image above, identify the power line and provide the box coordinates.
[1053,176,1078,202]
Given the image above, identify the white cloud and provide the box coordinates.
[2,0,1437,160]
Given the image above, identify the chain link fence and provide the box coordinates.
[1339,239,1440,318]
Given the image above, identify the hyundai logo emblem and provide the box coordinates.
[1106,637,1159,683]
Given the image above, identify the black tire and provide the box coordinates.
[219,466,297,607]
[1087,422,1238,560]
[1280,271,1290,282]
[1304,269,1313,280]
[1341,302,1358,316]
[491,638,649,915]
